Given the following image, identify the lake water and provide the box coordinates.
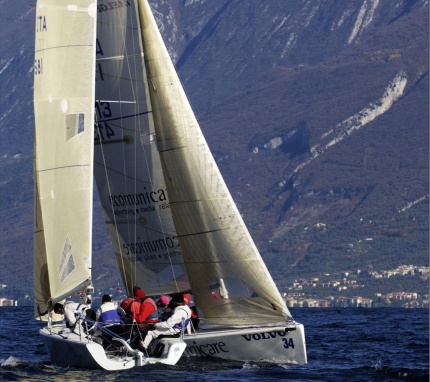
[0,307,427,381]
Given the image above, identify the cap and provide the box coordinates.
[135,289,146,300]
[159,295,169,305]
[102,294,111,303]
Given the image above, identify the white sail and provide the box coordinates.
[94,2,190,296]
[137,0,292,325]
[34,0,97,314]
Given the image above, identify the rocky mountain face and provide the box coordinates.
[0,0,428,294]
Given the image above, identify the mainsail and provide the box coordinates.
[34,1,97,315]
[94,2,190,296]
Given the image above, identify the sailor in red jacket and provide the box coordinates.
[134,289,158,327]
[120,288,142,323]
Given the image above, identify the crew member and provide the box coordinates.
[139,293,191,351]
[157,295,171,321]
[120,287,143,323]
[134,289,158,327]
[53,301,88,329]
[96,294,121,325]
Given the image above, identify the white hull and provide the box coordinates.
[183,322,307,364]
[40,324,186,370]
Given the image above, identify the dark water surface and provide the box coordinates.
[0,307,428,381]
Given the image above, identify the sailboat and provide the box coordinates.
[34,0,307,370]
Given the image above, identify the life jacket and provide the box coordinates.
[143,297,158,322]
[121,298,141,319]
[120,297,133,312]
[98,302,121,325]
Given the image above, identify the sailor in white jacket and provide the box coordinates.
[53,301,88,328]
[140,293,191,350]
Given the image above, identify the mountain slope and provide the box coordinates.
[0,0,427,296]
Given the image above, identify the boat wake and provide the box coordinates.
[370,358,429,381]
[241,361,259,369]
[0,356,21,367]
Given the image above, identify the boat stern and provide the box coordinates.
[183,322,307,364]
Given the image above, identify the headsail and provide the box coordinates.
[34,0,97,316]
[94,1,190,296]
[138,0,292,325]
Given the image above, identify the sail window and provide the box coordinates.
[65,113,85,141]
[58,234,76,283]
[210,278,258,299]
